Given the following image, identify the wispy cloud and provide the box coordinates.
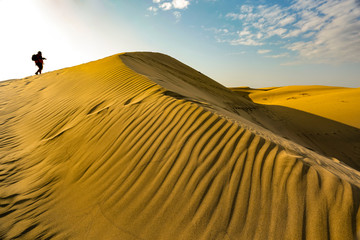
[258,49,271,54]
[173,11,181,22]
[230,38,263,46]
[258,49,289,58]
[265,53,289,59]
[288,0,360,63]
[147,6,158,15]
[221,0,360,64]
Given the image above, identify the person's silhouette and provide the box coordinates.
[35,51,46,75]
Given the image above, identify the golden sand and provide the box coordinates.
[231,86,360,172]
[0,52,359,239]
[235,85,360,129]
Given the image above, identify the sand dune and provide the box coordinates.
[231,86,360,171]
[0,52,360,239]
[232,85,360,129]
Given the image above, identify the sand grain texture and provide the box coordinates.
[0,52,360,239]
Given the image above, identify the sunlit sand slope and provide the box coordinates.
[1,52,360,239]
[236,85,360,129]
[231,86,360,171]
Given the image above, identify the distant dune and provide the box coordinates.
[231,86,360,171]
[0,52,359,239]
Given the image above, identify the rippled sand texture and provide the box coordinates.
[1,52,360,239]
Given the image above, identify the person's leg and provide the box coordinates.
[35,63,43,74]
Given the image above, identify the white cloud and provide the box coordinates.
[230,38,263,46]
[222,0,360,63]
[292,0,326,11]
[172,0,190,9]
[202,27,232,35]
[268,28,287,37]
[265,53,289,58]
[147,6,158,12]
[258,49,271,54]
[287,0,360,63]
[256,32,263,39]
[153,0,190,12]
[160,2,172,10]
[241,5,253,13]
[278,15,296,26]
[284,29,302,38]
[303,31,315,38]
[225,13,242,20]
[149,0,190,21]
[238,28,251,36]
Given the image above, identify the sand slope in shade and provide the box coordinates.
[230,86,360,171]
[0,52,360,239]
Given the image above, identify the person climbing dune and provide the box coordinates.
[32,51,46,75]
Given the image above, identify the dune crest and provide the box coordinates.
[0,52,359,239]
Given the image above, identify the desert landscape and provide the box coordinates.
[0,52,360,239]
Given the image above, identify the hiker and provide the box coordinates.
[33,51,46,75]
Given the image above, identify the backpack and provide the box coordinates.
[32,54,37,61]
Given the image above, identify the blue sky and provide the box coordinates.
[0,0,359,88]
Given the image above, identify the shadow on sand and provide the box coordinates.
[236,92,360,172]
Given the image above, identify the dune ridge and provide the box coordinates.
[120,52,360,184]
[0,52,359,239]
